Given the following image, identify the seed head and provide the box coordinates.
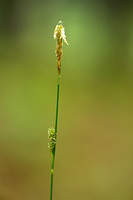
[54,21,68,74]
[48,127,56,154]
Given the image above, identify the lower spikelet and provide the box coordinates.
[48,128,56,153]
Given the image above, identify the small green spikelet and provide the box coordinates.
[48,128,56,154]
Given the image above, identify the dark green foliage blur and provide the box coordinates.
[0,1,133,200]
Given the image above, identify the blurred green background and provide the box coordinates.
[0,0,133,200]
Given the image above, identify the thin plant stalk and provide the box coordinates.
[48,21,68,200]
[50,74,60,200]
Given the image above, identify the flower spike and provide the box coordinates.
[54,21,68,74]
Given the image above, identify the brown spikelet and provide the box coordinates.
[54,21,68,74]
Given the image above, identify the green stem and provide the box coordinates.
[55,75,60,135]
[50,74,60,200]
[50,152,55,200]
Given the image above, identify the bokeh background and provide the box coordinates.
[0,0,133,200]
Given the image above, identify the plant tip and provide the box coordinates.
[53,21,68,74]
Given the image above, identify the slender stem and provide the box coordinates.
[50,152,55,200]
[55,75,60,135]
[50,74,60,200]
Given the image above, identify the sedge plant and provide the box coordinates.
[48,21,68,200]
